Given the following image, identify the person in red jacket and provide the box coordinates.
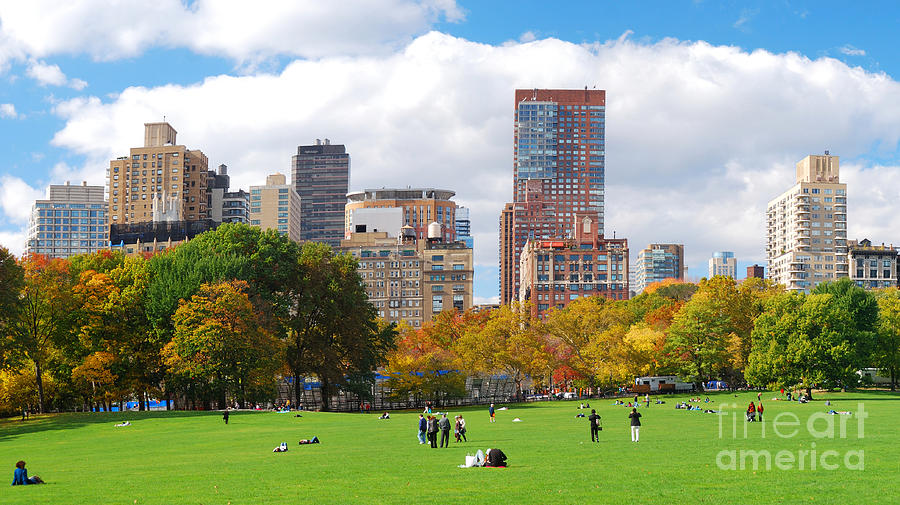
[757,403,764,422]
[746,402,757,422]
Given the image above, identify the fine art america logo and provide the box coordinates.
[714,402,867,471]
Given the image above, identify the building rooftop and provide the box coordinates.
[347,188,456,202]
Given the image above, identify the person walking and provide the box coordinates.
[757,391,762,402]
[454,416,462,443]
[427,415,438,448]
[439,414,452,448]
[629,407,642,442]
[645,394,650,407]
[757,402,764,422]
[489,403,496,423]
[458,415,467,442]
[223,409,230,425]
[417,414,427,444]
[588,409,601,443]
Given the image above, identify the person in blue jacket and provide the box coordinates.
[417,414,427,444]
[11,461,43,485]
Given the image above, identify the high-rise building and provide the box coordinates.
[221,190,250,224]
[207,164,231,223]
[746,264,765,279]
[634,244,685,294]
[500,88,606,303]
[499,202,515,303]
[345,188,456,242]
[292,139,350,247]
[766,153,848,292]
[341,225,473,328]
[24,181,108,258]
[108,122,209,225]
[847,239,897,289]
[708,251,738,279]
[455,206,473,249]
[519,212,628,318]
[250,173,302,241]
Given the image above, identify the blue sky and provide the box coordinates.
[1,0,900,302]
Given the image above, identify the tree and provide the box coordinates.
[666,290,730,388]
[8,255,76,413]
[875,289,900,391]
[383,323,466,407]
[747,289,872,398]
[283,242,396,411]
[456,302,549,401]
[0,246,24,369]
[165,281,281,409]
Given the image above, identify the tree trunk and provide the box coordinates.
[34,361,46,414]
[320,377,331,412]
[138,391,146,411]
[806,386,813,400]
[891,367,896,392]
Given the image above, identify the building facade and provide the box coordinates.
[634,243,685,294]
[848,239,897,289]
[108,122,209,225]
[221,190,250,224]
[110,219,217,256]
[345,188,457,242]
[519,213,627,318]
[766,153,848,292]
[499,202,515,304]
[250,173,302,241]
[746,264,765,279]
[24,181,108,258]
[292,139,349,247]
[500,88,606,303]
[708,251,738,279]
[341,228,473,328]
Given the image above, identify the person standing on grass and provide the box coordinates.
[628,408,642,442]
[439,414,451,448]
[645,394,650,407]
[757,392,762,402]
[489,404,496,423]
[223,409,230,425]
[417,414,427,444]
[588,409,601,443]
[458,415,467,442]
[427,415,438,448]
[757,403,764,422]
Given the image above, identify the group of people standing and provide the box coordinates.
[418,413,467,448]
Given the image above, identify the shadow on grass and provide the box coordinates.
[0,410,258,442]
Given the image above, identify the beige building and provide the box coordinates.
[250,173,301,241]
[766,153,848,292]
[341,224,473,328]
[345,188,457,242]
[708,251,737,279]
[108,122,209,224]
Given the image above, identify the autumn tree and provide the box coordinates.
[166,281,281,408]
[875,289,900,390]
[8,255,76,412]
[383,322,466,407]
[0,246,23,369]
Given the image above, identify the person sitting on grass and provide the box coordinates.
[11,461,43,486]
[298,436,320,444]
[484,448,507,467]
[746,402,756,422]
[378,412,390,420]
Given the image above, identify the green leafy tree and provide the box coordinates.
[875,289,900,390]
[0,246,24,368]
[282,242,396,411]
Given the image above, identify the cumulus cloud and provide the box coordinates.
[0,103,16,118]
[0,0,464,65]
[25,59,87,89]
[0,175,43,224]
[19,33,900,297]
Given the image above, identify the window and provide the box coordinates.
[432,295,443,312]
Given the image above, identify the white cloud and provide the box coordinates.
[0,0,464,65]
[0,103,17,118]
[0,175,43,225]
[839,45,866,57]
[0,230,26,257]
[26,59,87,89]
[37,33,900,297]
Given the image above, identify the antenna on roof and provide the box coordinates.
[163,115,166,122]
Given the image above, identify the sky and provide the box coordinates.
[2,0,900,303]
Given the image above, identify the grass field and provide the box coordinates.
[1,390,898,504]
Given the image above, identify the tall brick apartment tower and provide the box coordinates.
[499,88,607,304]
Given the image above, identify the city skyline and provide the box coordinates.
[3,2,900,302]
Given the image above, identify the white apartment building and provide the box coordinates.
[766,153,848,292]
[24,181,108,259]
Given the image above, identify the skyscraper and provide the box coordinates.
[455,206,473,249]
[499,88,606,303]
[292,139,350,247]
[24,181,108,258]
[108,122,209,224]
[634,243,685,294]
[708,251,737,279]
[766,153,848,291]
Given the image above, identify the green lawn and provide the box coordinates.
[1,391,898,504]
